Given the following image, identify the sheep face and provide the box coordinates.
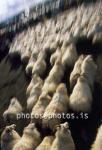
[55,122,70,138]
[23,123,36,136]
[1,124,20,150]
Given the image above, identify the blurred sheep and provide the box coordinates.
[13,123,41,150]
[69,76,92,112]
[50,122,75,150]
[42,83,69,130]
[70,55,85,89]
[1,124,21,150]
[31,92,51,125]
[36,136,54,150]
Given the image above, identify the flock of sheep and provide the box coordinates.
[0,1,102,150]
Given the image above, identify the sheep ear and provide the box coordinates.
[64,122,69,129]
[6,124,16,133]
[10,98,16,105]
[10,124,16,130]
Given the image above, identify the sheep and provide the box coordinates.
[81,55,97,91]
[62,43,78,68]
[27,81,43,112]
[3,97,23,123]
[42,56,64,95]
[69,76,92,112]
[91,124,102,150]
[31,91,51,125]
[36,136,54,150]
[13,123,41,150]
[26,51,39,76]
[70,55,85,89]
[50,122,75,150]
[32,51,47,76]
[1,124,21,150]
[26,74,43,96]
[50,48,61,66]
[42,83,69,130]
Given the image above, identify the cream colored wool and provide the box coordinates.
[36,136,54,150]
[81,55,97,90]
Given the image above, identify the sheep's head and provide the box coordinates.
[3,98,22,122]
[23,123,41,141]
[1,124,16,142]
[56,83,67,95]
[55,122,71,137]
[23,123,38,136]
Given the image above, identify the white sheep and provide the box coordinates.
[50,48,61,66]
[27,81,43,112]
[42,83,69,130]
[42,56,64,95]
[3,97,23,122]
[32,51,47,76]
[69,76,92,112]
[26,51,38,75]
[31,91,51,125]
[62,43,78,68]
[1,124,21,150]
[50,122,75,150]
[36,136,54,150]
[13,123,41,150]
[70,55,85,89]
[81,55,97,91]
[26,74,43,96]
